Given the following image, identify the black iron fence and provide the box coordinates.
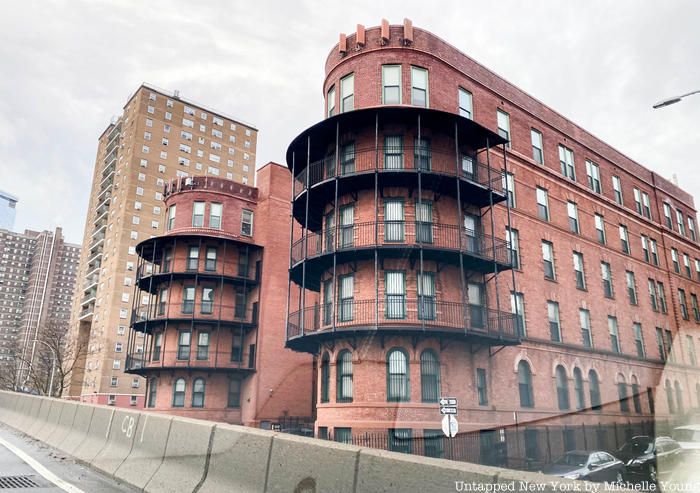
[291,221,512,267]
[326,419,673,472]
[287,299,519,341]
[293,146,504,197]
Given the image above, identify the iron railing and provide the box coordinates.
[131,302,258,328]
[293,146,504,198]
[127,350,255,372]
[287,299,518,341]
[135,259,260,283]
[291,221,511,266]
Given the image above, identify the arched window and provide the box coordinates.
[172,378,186,407]
[573,368,585,411]
[387,348,410,402]
[518,360,534,408]
[336,350,353,403]
[589,370,601,411]
[675,381,684,414]
[665,380,675,414]
[555,365,570,410]
[147,378,158,408]
[192,378,205,408]
[320,352,330,403]
[631,376,642,414]
[420,350,440,403]
[617,374,629,413]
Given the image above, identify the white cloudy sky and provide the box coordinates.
[1,0,698,243]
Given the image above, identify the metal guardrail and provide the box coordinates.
[131,302,258,327]
[291,221,511,266]
[293,146,504,198]
[287,299,518,341]
[126,350,254,372]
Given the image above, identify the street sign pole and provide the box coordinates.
[439,396,459,438]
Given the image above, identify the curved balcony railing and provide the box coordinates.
[287,299,519,342]
[291,221,512,267]
[135,260,260,290]
[293,146,504,198]
[131,302,258,330]
[126,350,254,373]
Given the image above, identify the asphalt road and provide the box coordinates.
[0,422,136,492]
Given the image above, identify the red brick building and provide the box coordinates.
[126,163,313,427]
[285,19,700,447]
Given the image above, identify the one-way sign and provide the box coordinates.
[439,397,457,407]
[439,406,457,415]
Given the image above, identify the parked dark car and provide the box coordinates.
[541,450,625,483]
[617,435,682,483]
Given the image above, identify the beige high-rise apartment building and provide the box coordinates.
[66,84,257,406]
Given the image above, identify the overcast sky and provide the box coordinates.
[1,0,698,243]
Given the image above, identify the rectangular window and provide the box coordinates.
[192,201,205,227]
[201,287,214,314]
[241,210,254,236]
[612,176,623,204]
[382,65,401,104]
[548,301,561,342]
[536,187,549,221]
[677,209,686,236]
[594,214,606,244]
[384,135,404,169]
[511,291,526,337]
[641,235,650,262]
[664,330,674,362]
[152,333,162,361]
[601,262,614,298]
[626,271,637,305]
[580,309,592,348]
[664,203,673,229]
[417,272,436,320]
[337,204,354,248]
[385,271,406,319]
[459,88,473,119]
[414,137,431,171]
[503,172,516,208]
[687,336,697,366]
[542,241,555,280]
[338,274,354,322]
[182,286,195,314]
[573,252,586,290]
[158,288,168,316]
[642,192,652,219]
[340,73,354,112]
[531,129,543,164]
[609,316,620,354]
[585,160,601,193]
[650,239,659,265]
[619,225,630,254]
[411,66,428,107]
[177,330,191,360]
[672,248,680,273]
[692,293,700,322]
[415,201,433,244]
[340,142,355,175]
[658,282,668,313]
[656,328,666,361]
[227,378,241,407]
[167,205,176,231]
[384,199,405,242]
[388,429,413,454]
[334,427,352,444]
[558,145,575,180]
[187,246,199,270]
[689,217,697,242]
[497,110,510,147]
[205,247,217,271]
[209,203,222,229]
[327,86,335,117]
[634,188,643,215]
[476,368,488,405]
[322,280,333,325]
[648,279,658,312]
[567,202,579,234]
[197,332,210,360]
[231,333,243,362]
[505,228,520,270]
[679,289,689,320]
[684,253,692,278]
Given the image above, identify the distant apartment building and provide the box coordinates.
[66,84,258,406]
[0,191,18,231]
[0,227,80,392]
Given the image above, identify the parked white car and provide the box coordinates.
[672,425,700,455]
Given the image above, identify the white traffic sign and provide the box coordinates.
[439,406,457,415]
[441,414,458,438]
[439,397,457,407]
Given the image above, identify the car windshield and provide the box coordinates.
[619,438,653,454]
[554,453,589,467]
[672,429,700,442]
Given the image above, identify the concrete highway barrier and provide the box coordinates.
[0,390,628,493]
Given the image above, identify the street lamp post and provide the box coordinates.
[17,339,58,397]
[653,89,700,109]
